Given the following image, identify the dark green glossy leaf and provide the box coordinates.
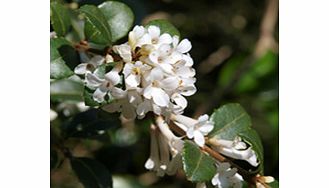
[208,103,251,139]
[145,19,180,38]
[80,5,112,45]
[64,109,120,138]
[50,78,84,102]
[182,141,216,182]
[50,37,78,79]
[208,103,264,174]
[98,1,134,43]
[70,157,112,188]
[50,2,71,36]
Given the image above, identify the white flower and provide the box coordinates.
[123,61,151,88]
[74,55,104,75]
[172,114,214,147]
[74,25,198,120]
[211,162,243,188]
[85,63,123,103]
[209,137,259,167]
[113,43,132,63]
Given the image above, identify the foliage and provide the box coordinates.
[50,0,278,187]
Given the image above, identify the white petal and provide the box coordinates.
[149,51,159,64]
[180,85,197,96]
[143,85,153,99]
[93,88,107,103]
[177,39,192,53]
[159,44,172,56]
[74,63,88,75]
[160,77,179,91]
[90,55,104,66]
[172,93,187,109]
[125,74,140,88]
[111,87,127,99]
[186,127,194,139]
[182,54,194,66]
[148,25,160,39]
[144,158,155,170]
[159,33,173,45]
[127,90,142,105]
[159,63,174,74]
[198,114,209,123]
[194,130,205,147]
[152,88,169,107]
[211,174,220,186]
[85,72,103,88]
[137,33,152,46]
[105,71,120,85]
[123,63,134,76]
[199,124,214,135]
[172,35,179,47]
[149,67,164,81]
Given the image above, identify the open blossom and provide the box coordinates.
[172,114,214,147]
[209,136,259,167]
[211,162,243,188]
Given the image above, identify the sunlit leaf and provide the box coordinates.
[98,1,134,43]
[79,5,112,45]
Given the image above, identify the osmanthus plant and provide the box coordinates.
[50,1,278,188]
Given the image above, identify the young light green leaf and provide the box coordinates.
[70,157,112,188]
[50,38,74,79]
[208,103,264,174]
[50,79,84,102]
[98,1,134,43]
[79,5,112,45]
[145,19,180,38]
[50,2,71,36]
[182,141,216,182]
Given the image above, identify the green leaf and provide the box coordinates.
[208,103,251,139]
[145,19,180,38]
[79,5,112,45]
[268,180,279,188]
[182,141,216,182]
[50,2,71,36]
[50,37,76,79]
[235,51,278,93]
[208,103,264,174]
[84,87,100,107]
[64,109,120,138]
[70,157,112,188]
[50,78,84,102]
[98,1,134,43]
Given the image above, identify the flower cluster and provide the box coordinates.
[74,25,196,120]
